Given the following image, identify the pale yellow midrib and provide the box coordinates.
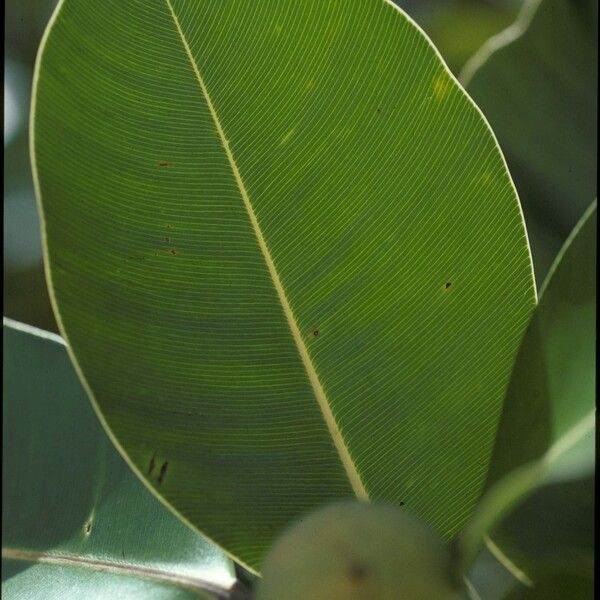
[164,0,368,500]
[2,548,230,597]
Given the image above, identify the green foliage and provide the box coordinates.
[458,202,596,592]
[32,0,535,571]
[3,0,595,597]
[2,320,236,599]
[463,0,597,284]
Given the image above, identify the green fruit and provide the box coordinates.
[257,501,463,600]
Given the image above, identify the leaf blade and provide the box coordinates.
[165,0,367,499]
[32,0,536,569]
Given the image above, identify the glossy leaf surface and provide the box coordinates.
[459,202,596,588]
[2,319,236,599]
[463,0,598,283]
[33,0,535,570]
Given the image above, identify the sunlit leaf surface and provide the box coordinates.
[33,0,535,570]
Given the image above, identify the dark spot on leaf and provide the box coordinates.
[348,563,367,583]
[158,161,170,167]
[444,281,452,290]
[165,236,170,243]
[148,452,156,474]
[170,249,177,256]
[399,501,405,506]
[158,461,169,485]
[313,329,320,337]
[376,107,381,113]
[166,224,172,230]
[122,549,125,560]
[84,521,92,535]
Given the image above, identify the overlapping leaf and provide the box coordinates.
[458,202,596,592]
[2,320,236,599]
[463,0,598,283]
[32,0,535,570]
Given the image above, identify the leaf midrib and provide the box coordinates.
[164,0,368,500]
[2,547,231,598]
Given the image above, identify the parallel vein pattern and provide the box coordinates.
[165,0,368,500]
[33,0,535,570]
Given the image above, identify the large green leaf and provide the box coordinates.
[462,0,598,284]
[32,0,536,570]
[458,201,596,588]
[2,319,237,599]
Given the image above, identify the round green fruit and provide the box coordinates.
[256,500,463,600]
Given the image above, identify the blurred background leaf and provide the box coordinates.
[4,0,523,332]
[458,202,596,595]
[401,0,523,74]
[503,571,594,599]
[466,546,522,600]
[462,0,598,285]
[2,318,238,599]
[4,0,59,332]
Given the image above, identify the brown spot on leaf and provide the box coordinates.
[170,249,177,256]
[347,563,367,584]
[157,461,169,485]
[148,453,156,475]
[158,161,170,167]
